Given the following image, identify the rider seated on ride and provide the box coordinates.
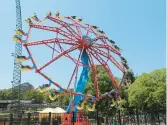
[122,62,129,69]
[124,64,129,70]
[110,95,118,107]
[47,11,52,16]
[107,91,114,98]
[21,65,31,69]
[77,18,82,22]
[39,84,51,89]
[17,56,27,59]
[92,25,99,29]
[13,35,22,41]
[109,39,115,44]
[16,29,25,35]
[49,90,60,101]
[87,101,96,111]
[16,56,27,62]
[71,16,77,19]
[113,45,120,51]
[50,92,55,97]
[13,35,19,39]
[32,13,39,21]
[98,30,105,34]
[76,99,85,110]
[55,12,60,17]
[121,57,127,63]
[25,18,32,24]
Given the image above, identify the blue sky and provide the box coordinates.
[0,0,165,89]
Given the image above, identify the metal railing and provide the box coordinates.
[0,110,166,125]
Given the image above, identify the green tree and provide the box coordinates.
[0,89,12,100]
[128,68,166,110]
[85,66,116,112]
[43,88,72,107]
[24,90,44,103]
[118,70,136,111]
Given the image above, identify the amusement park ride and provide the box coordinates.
[13,11,130,123]
[11,0,22,113]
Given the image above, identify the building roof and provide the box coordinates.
[0,100,32,104]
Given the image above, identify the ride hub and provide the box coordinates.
[78,35,93,50]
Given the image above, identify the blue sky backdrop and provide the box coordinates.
[0,0,165,89]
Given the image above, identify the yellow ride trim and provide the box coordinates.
[13,37,21,43]
[49,94,59,101]
[87,103,95,112]
[16,58,26,62]
[39,87,49,93]
[76,101,85,110]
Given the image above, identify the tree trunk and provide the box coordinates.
[136,109,140,125]
[144,112,147,125]
[118,110,121,125]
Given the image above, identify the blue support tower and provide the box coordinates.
[11,0,22,114]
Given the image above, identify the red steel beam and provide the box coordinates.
[30,24,75,40]
[24,46,37,71]
[41,42,87,67]
[24,38,77,46]
[75,24,82,38]
[37,70,97,99]
[87,54,99,98]
[37,71,62,88]
[67,48,84,89]
[91,64,99,98]
[37,45,78,71]
[92,47,125,73]
[93,43,121,56]
[88,49,120,90]
[47,16,80,39]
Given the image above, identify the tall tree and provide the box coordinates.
[0,89,12,100]
[128,68,166,110]
[85,66,116,112]
[24,90,44,103]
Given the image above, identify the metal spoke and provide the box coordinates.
[67,47,84,89]
[37,45,78,71]
[87,48,120,90]
[92,47,125,73]
[48,16,80,39]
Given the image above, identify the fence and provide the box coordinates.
[0,110,166,125]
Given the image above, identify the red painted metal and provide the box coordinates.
[91,64,99,98]
[24,46,37,71]
[38,45,78,71]
[30,24,76,40]
[67,48,84,89]
[93,43,121,56]
[22,13,127,110]
[87,53,99,98]
[87,49,120,90]
[40,41,87,67]
[92,47,125,73]
[75,24,82,38]
[47,16,80,39]
[37,70,62,88]
[24,38,78,46]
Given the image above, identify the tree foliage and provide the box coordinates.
[24,89,44,103]
[85,66,117,112]
[128,68,166,110]
[0,89,12,100]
